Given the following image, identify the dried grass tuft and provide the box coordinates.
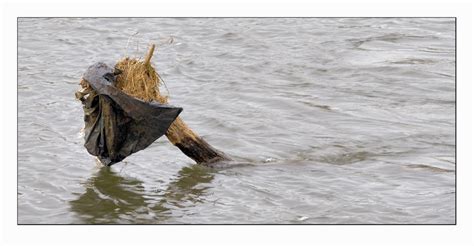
[114,56,168,103]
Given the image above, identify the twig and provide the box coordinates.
[144,44,156,66]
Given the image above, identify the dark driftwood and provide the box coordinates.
[170,117,230,165]
[141,46,231,165]
[79,45,230,165]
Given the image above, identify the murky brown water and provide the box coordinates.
[18,18,455,224]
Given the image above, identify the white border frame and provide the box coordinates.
[1,1,472,246]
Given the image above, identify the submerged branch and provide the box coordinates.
[115,44,230,165]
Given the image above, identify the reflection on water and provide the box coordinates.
[70,167,148,224]
[70,164,214,224]
[160,165,214,207]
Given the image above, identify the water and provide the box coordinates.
[17,18,455,224]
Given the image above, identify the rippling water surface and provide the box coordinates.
[18,18,455,224]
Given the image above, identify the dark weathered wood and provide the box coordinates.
[120,45,231,165]
[170,118,230,165]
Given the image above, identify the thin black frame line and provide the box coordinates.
[16,17,457,226]
[17,17,19,226]
[454,17,457,226]
[18,223,457,226]
[17,17,457,19]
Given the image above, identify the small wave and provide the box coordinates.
[405,164,454,173]
[317,151,373,165]
[390,58,437,65]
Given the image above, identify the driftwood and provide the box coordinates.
[79,44,230,165]
[139,45,230,164]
